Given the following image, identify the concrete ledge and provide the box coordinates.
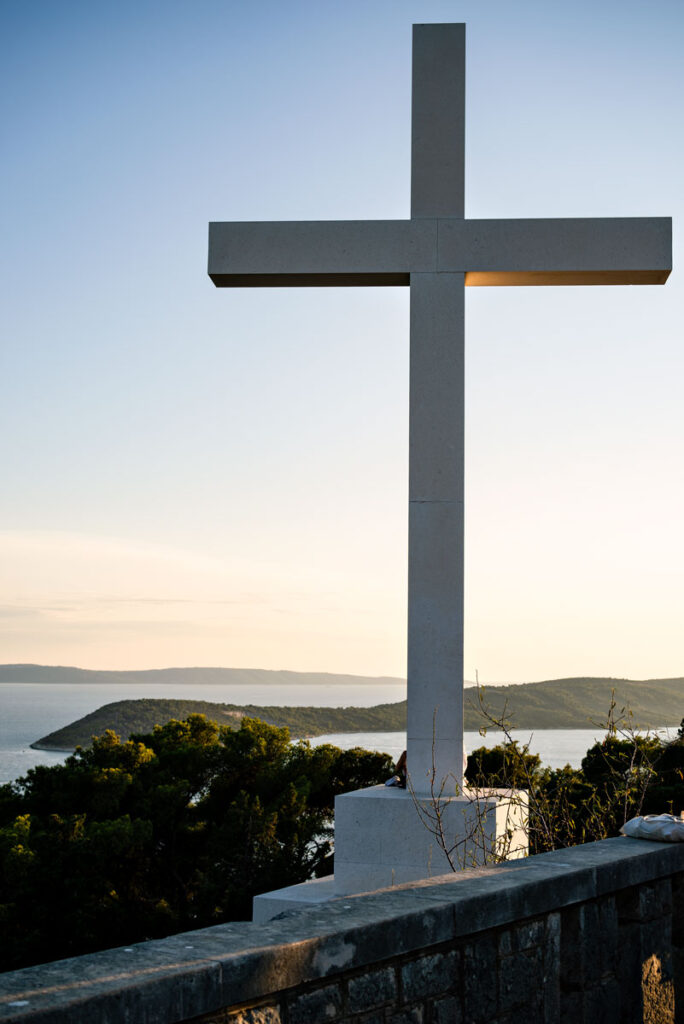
[253,875,338,924]
[1,838,683,1022]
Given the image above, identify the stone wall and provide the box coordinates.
[1,838,683,1023]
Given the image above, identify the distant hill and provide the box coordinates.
[469,676,684,732]
[0,664,404,688]
[30,676,684,751]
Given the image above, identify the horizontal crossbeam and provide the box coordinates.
[209,217,671,287]
[446,218,672,285]
[208,221,433,286]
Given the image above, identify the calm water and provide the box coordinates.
[311,728,676,771]
[0,681,405,783]
[0,682,675,784]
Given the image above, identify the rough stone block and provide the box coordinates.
[227,1007,281,1024]
[597,896,619,980]
[616,884,640,924]
[542,912,561,1024]
[463,932,498,1022]
[639,878,673,922]
[673,948,684,1022]
[579,904,602,988]
[582,982,622,1024]
[641,951,675,1024]
[560,898,617,990]
[498,949,543,1014]
[616,919,643,1012]
[194,1011,229,1024]
[671,872,684,947]
[388,1008,423,1024]
[400,950,458,1002]
[431,994,462,1024]
[347,967,397,1013]
[640,917,673,963]
[498,929,512,957]
[560,905,585,993]
[514,917,545,952]
[287,984,343,1024]
[559,988,582,1024]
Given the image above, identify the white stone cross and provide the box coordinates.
[208,24,671,798]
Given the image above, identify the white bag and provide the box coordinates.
[620,813,684,842]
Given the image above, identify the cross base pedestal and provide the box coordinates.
[252,784,528,923]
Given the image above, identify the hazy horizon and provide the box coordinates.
[4,662,684,690]
[2,0,682,681]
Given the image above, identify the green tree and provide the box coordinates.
[0,715,392,972]
[466,741,541,790]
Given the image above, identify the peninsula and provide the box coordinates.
[30,675,684,751]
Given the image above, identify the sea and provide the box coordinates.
[0,681,676,785]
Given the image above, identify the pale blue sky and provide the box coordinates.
[1,0,682,680]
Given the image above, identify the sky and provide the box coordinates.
[1,0,683,681]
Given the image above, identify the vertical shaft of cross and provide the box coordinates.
[407,24,466,794]
[407,274,465,793]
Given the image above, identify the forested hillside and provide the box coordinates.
[32,698,406,750]
[32,676,684,750]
